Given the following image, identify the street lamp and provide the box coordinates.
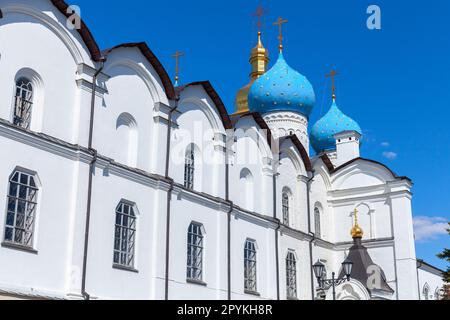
[313,258,353,300]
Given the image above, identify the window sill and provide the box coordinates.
[244,290,261,297]
[112,264,139,273]
[1,242,38,254]
[287,296,299,301]
[187,278,207,287]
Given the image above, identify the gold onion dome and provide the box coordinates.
[235,32,269,114]
[351,209,364,239]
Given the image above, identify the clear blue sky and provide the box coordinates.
[73,0,449,269]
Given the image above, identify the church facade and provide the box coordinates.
[0,0,444,300]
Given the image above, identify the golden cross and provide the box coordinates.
[253,5,267,31]
[273,17,288,51]
[171,51,184,83]
[326,70,339,100]
[353,208,359,226]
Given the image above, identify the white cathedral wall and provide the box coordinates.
[230,117,273,215]
[96,49,165,172]
[0,134,83,296]
[418,267,444,300]
[230,213,277,300]
[168,194,228,300]
[310,171,332,241]
[331,199,393,244]
[277,146,308,232]
[278,234,313,300]
[0,10,82,144]
[171,86,227,198]
[80,166,167,300]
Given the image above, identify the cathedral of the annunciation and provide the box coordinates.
[0,0,444,300]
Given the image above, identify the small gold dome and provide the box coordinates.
[351,224,364,239]
[351,209,364,239]
[234,32,269,114]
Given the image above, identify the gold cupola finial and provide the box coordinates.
[326,69,339,102]
[273,17,288,52]
[351,208,364,239]
[234,6,270,115]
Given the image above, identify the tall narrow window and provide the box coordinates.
[286,251,297,299]
[244,240,257,293]
[282,191,290,226]
[184,145,195,190]
[423,284,430,300]
[187,222,204,281]
[114,201,136,269]
[13,78,33,129]
[4,170,38,247]
[314,207,321,239]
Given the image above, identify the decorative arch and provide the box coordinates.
[281,148,306,176]
[116,112,138,167]
[2,4,88,65]
[176,81,232,130]
[282,186,293,225]
[240,168,254,211]
[177,97,224,135]
[234,125,274,163]
[103,43,176,100]
[353,202,375,239]
[12,68,45,131]
[423,283,430,300]
[314,202,323,239]
[105,59,165,104]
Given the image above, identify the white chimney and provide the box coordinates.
[334,131,361,166]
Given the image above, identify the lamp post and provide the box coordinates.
[313,257,353,300]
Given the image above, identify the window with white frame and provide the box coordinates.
[244,239,257,293]
[314,207,321,239]
[113,201,137,268]
[184,145,195,190]
[286,251,297,299]
[282,190,290,226]
[13,78,33,129]
[423,284,430,300]
[4,170,38,247]
[187,222,204,281]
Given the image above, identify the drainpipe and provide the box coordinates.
[306,171,316,300]
[417,259,423,300]
[164,100,179,300]
[225,144,233,300]
[81,58,106,300]
[273,172,280,300]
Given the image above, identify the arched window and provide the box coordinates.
[113,201,137,268]
[244,239,257,293]
[184,145,195,190]
[187,222,204,281]
[13,78,33,129]
[282,189,291,226]
[423,283,430,300]
[286,251,297,299]
[4,170,38,247]
[435,287,441,300]
[314,207,321,239]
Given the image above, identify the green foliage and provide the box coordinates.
[437,223,450,290]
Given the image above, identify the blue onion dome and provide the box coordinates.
[311,100,362,153]
[248,52,316,117]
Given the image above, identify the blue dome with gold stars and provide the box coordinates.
[248,52,316,117]
[311,100,362,153]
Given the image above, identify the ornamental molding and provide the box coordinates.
[2,4,86,65]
